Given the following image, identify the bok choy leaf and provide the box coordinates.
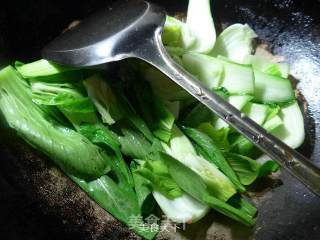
[0,66,109,180]
[71,175,157,240]
[181,126,245,192]
[163,126,237,201]
[160,153,256,226]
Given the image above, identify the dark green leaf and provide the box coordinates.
[203,194,255,226]
[79,123,119,151]
[0,66,110,180]
[71,175,157,240]
[160,152,207,201]
[79,123,133,187]
[181,103,213,128]
[130,79,175,142]
[227,194,257,218]
[130,162,156,216]
[118,128,152,159]
[259,160,280,177]
[109,81,154,142]
[225,153,260,185]
[229,134,254,156]
[197,122,230,151]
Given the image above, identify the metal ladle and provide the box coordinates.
[42,0,320,196]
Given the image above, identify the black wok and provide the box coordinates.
[0,0,319,239]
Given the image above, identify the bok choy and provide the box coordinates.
[0,0,306,238]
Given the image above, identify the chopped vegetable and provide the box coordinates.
[254,69,295,104]
[186,0,216,53]
[210,24,257,64]
[16,59,74,77]
[272,101,305,149]
[153,191,210,223]
[182,52,223,89]
[250,55,290,78]
[0,0,306,237]
[0,66,109,180]
[181,126,245,192]
[163,16,196,49]
[162,127,237,201]
[83,74,123,125]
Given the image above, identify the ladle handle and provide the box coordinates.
[135,27,320,197]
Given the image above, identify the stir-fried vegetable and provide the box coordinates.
[0,0,305,238]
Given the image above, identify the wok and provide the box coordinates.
[0,0,319,239]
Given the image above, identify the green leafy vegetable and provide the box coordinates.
[79,123,133,187]
[225,153,260,186]
[181,126,245,192]
[30,81,97,128]
[130,80,175,142]
[259,160,280,177]
[71,175,157,240]
[31,82,88,105]
[242,103,269,125]
[182,102,214,128]
[153,191,209,223]
[28,70,86,83]
[161,152,208,199]
[163,126,237,200]
[0,66,109,180]
[118,128,152,159]
[0,0,304,233]
[202,194,255,226]
[130,162,156,216]
[135,159,183,199]
[197,123,230,151]
[228,195,257,218]
[160,153,255,226]
[219,59,255,95]
[163,16,196,49]
[230,113,283,155]
[182,153,237,201]
[83,74,123,125]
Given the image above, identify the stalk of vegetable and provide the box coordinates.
[210,24,257,64]
[186,0,216,53]
[16,59,74,77]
